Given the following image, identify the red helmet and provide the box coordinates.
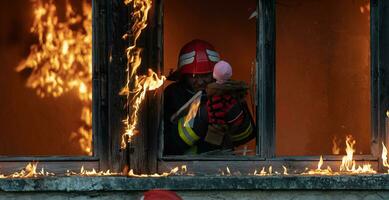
[177,39,220,74]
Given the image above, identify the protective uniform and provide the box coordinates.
[163,39,255,155]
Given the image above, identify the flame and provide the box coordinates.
[340,135,356,171]
[282,165,288,175]
[382,143,389,173]
[332,136,340,155]
[226,166,231,175]
[304,156,335,175]
[128,165,187,177]
[338,135,375,173]
[17,0,92,155]
[318,155,324,170]
[120,0,166,149]
[253,166,275,176]
[359,3,370,14]
[7,163,54,178]
[184,97,201,127]
[120,69,165,148]
[66,166,121,176]
[260,167,267,175]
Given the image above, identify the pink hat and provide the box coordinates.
[213,60,232,84]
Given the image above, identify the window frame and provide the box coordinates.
[152,0,388,174]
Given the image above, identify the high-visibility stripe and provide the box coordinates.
[179,51,196,67]
[231,123,253,142]
[178,118,200,146]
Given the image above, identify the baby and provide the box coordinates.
[205,60,248,147]
[213,60,233,84]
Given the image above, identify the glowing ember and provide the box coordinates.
[17,0,93,155]
[121,0,166,149]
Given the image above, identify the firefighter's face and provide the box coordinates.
[183,73,214,92]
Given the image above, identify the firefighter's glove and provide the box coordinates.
[207,95,239,124]
[205,124,228,145]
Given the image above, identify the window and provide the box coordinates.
[155,0,387,174]
[276,0,371,156]
[0,0,109,174]
[162,0,258,157]
[0,0,385,176]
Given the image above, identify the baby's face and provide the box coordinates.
[213,61,232,82]
[183,73,214,92]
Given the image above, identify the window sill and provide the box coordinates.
[1,175,389,192]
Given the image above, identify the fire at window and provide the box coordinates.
[0,0,388,178]
[0,0,92,156]
[276,0,371,156]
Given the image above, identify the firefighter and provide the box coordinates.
[163,39,254,155]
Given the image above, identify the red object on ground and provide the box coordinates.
[141,190,183,200]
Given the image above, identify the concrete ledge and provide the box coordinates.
[1,174,389,192]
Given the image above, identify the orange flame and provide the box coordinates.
[120,69,165,149]
[5,163,55,178]
[340,135,356,171]
[332,136,340,155]
[338,135,375,174]
[128,165,188,177]
[382,143,389,173]
[304,156,335,175]
[282,165,288,175]
[184,96,201,127]
[253,166,274,176]
[66,166,120,176]
[17,0,92,155]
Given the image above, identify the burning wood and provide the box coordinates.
[16,0,93,155]
[120,0,166,149]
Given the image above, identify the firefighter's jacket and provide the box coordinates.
[163,81,255,155]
